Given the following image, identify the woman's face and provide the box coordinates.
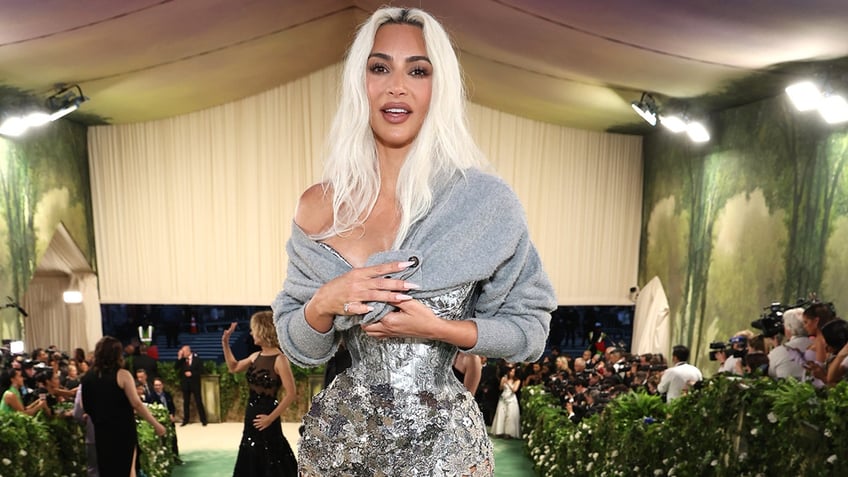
[802,314,818,336]
[366,23,432,155]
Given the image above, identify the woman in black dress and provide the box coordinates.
[81,336,166,477]
[222,311,298,476]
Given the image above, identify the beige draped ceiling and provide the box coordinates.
[89,63,642,307]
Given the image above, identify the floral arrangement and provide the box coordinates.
[522,376,848,476]
[137,403,177,477]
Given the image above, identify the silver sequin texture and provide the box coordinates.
[298,281,494,476]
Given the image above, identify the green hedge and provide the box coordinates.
[0,404,174,477]
[522,377,848,476]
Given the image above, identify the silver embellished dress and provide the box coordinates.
[298,281,495,476]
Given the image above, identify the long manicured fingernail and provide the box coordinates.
[398,261,415,269]
[404,282,420,289]
[396,294,412,301]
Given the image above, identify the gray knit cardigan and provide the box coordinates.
[272,168,556,367]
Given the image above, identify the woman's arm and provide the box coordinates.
[3,390,44,415]
[222,322,256,373]
[827,343,848,385]
[117,369,166,436]
[253,354,298,431]
[462,354,482,395]
[510,378,521,392]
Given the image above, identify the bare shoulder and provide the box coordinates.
[295,183,333,235]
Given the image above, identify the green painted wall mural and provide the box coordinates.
[640,94,848,368]
[0,120,94,340]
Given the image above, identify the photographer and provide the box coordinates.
[767,308,811,380]
[714,330,753,375]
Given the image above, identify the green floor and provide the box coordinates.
[171,436,536,476]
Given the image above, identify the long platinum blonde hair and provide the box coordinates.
[316,7,486,246]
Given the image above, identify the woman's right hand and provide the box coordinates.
[154,421,167,437]
[222,322,237,343]
[308,260,419,319]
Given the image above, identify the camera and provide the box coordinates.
[708,336,747,361]
[708,341,726,361]
[751,302,785,337]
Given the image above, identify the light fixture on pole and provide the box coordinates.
[631,92,658,126]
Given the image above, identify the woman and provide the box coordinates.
[491,366,522,439]
[222,312,298,476]
[0,368,47,415]
[81,336,165,477]
[273,7,556,475]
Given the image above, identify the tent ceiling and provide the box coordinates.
[2,1,848,133]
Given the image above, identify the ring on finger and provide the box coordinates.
[343,302,351,314]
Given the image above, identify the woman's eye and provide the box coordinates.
[410,66,429,77]
[369,63,389,74]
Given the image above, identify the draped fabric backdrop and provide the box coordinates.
[89,64,642,307]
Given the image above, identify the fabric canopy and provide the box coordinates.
[631,276,671,357]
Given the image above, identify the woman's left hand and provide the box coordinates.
[360,299,440,339]
[253,414,275,431]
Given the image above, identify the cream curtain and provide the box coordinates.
[20,272,100,353]
[89,63,642,306]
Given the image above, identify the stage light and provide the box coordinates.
[631,93,658,126]
[659,114,687,133]
[785,81,822,111]
[818,94,848,124]
[63,290,83,304]
[686,121,710,143]
[0,84,88,138]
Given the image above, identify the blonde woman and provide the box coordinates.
[222,311,297,475]
[273,7,555,474]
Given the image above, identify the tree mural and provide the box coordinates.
[0,119,92,340]
[641,93,848,365]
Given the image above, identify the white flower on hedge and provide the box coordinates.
[611,449,619,458]
[739,452,748,461]
[750,427,758,436]
[824,429,832,438]
[711,460,718,467]
[587,462,593,471]
[18,450,26,457]
[2,458,11,465]
[591,452,599,460]
[653,469,663,475]
[767,412,777,423]
[827,455,837,464]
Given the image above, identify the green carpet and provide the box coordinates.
[171,437,535,476]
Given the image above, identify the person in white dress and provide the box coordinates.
[491,366,521,439]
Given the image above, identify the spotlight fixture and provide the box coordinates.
[659,114,688,133]
[46,84,88,121]
[630,92,711,143]
[686,121,711,143]
[785,79,848,125]
[818,94,848,124]
[0,84,88,138]
[785,81,822,111]
[631,92,658,126]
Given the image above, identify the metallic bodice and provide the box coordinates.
[341,281,476,393]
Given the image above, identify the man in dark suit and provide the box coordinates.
[135,368,156,403]
[175,345,207,426]
[152,377,182,463]
[132,343,158,380]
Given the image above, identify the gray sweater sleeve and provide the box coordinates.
[465,222,555,362]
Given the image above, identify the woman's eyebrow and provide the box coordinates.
[368,52,431,64]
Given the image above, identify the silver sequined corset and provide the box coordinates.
[299,269,494,476]
[342,281,477,392]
